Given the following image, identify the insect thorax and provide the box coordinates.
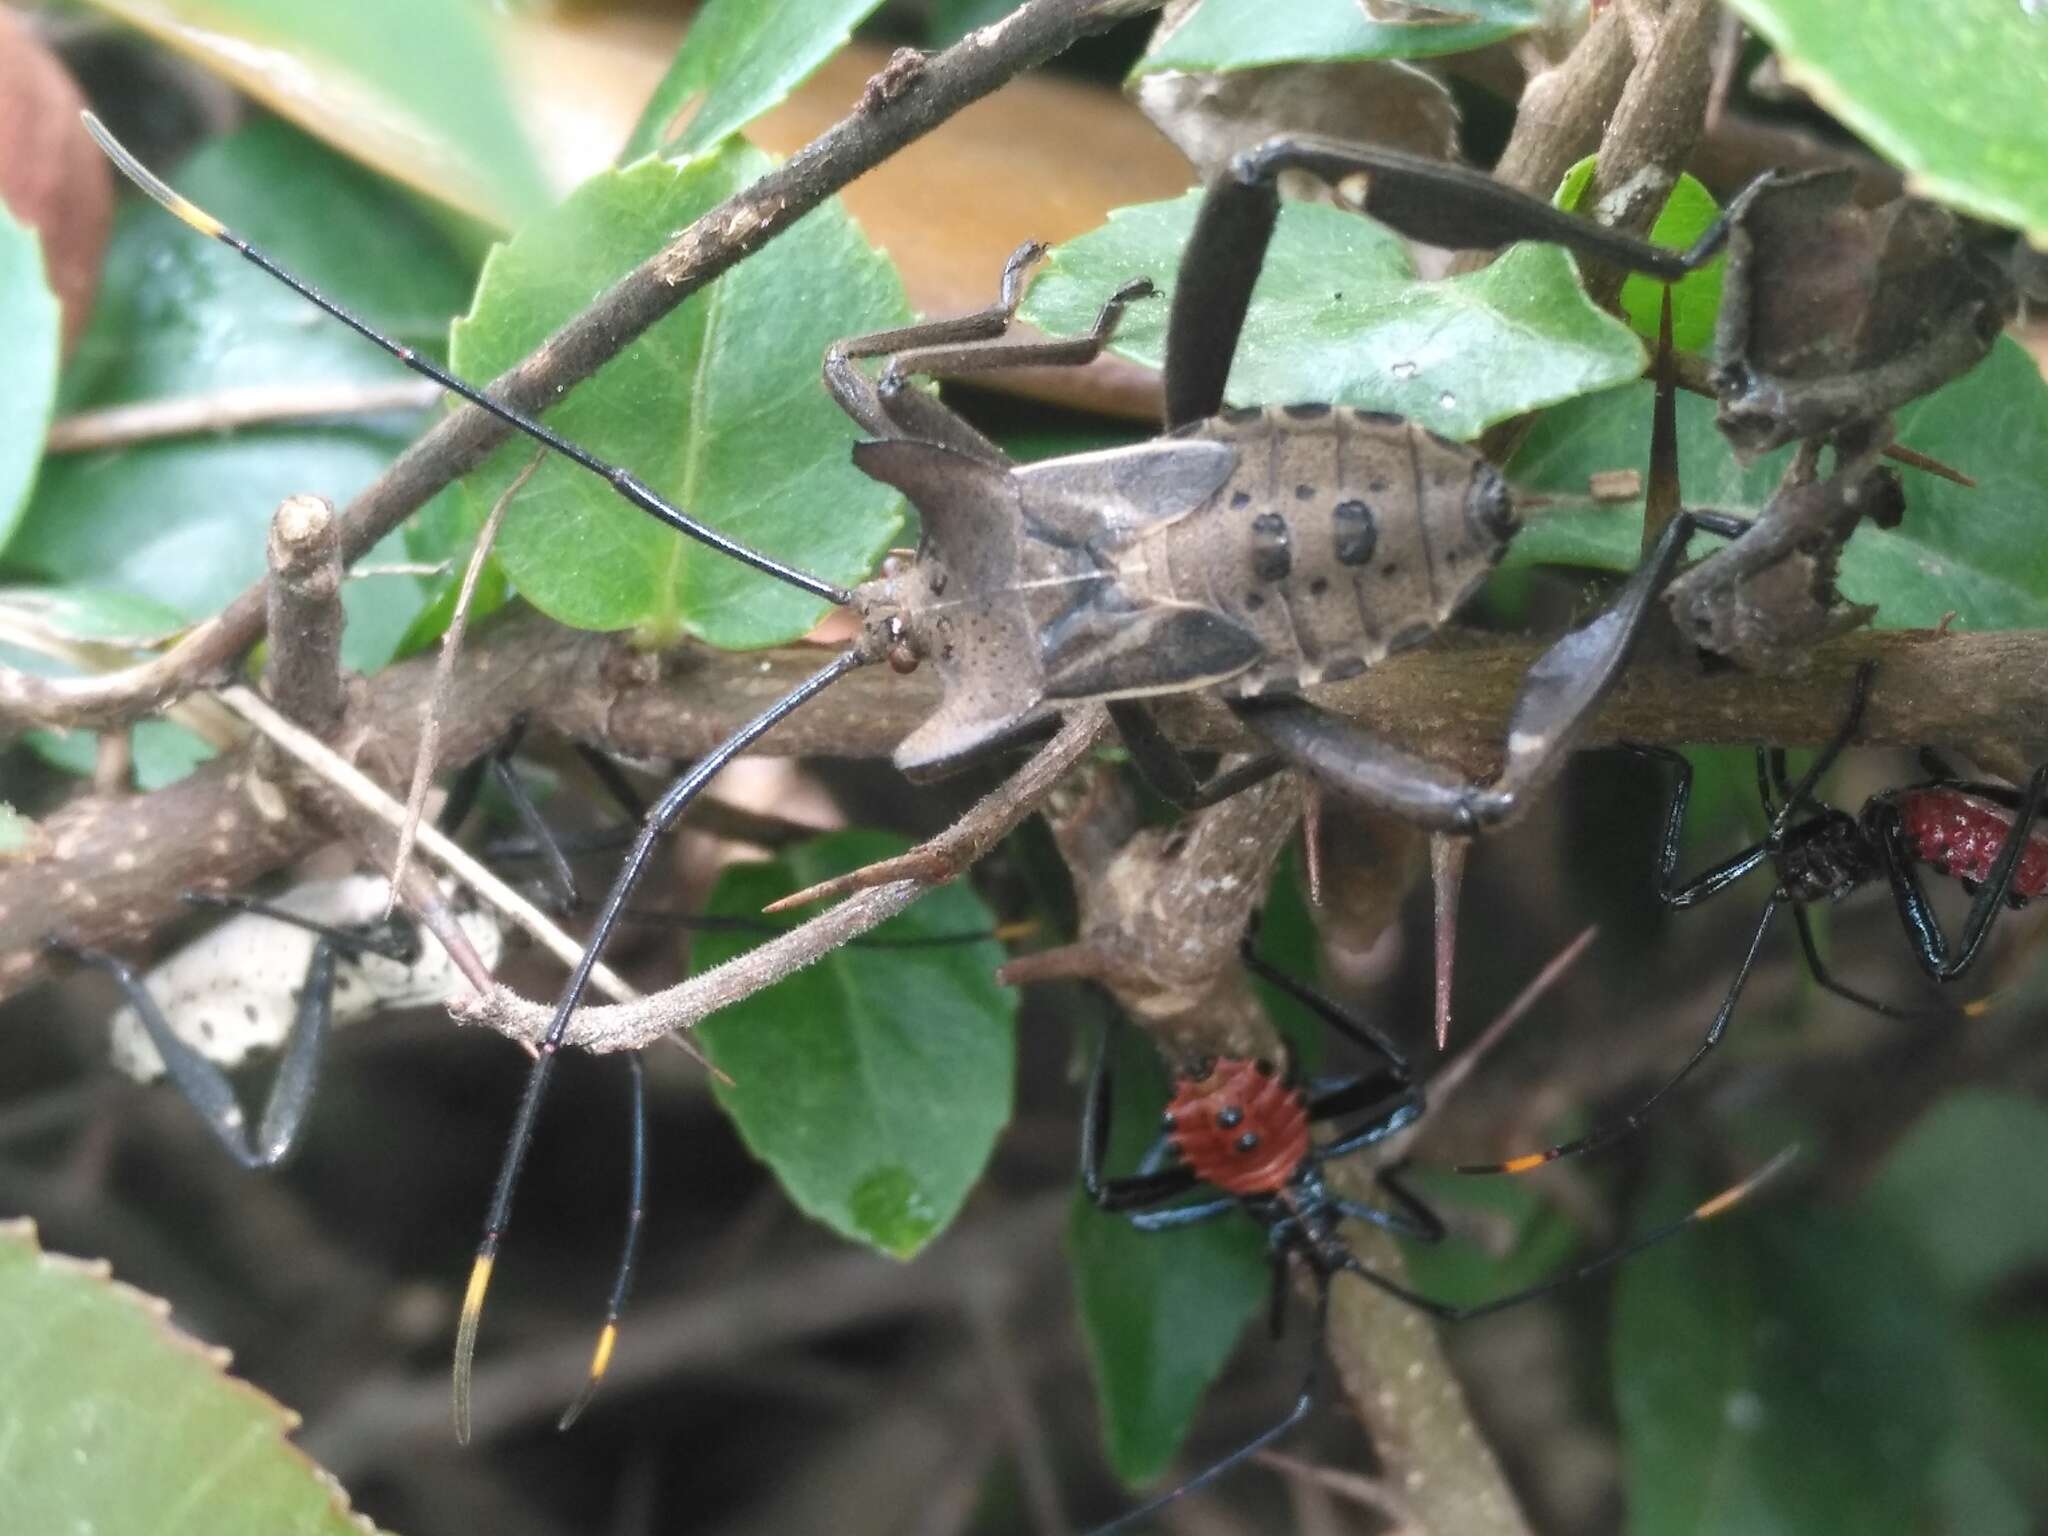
[1154,406,1515,697]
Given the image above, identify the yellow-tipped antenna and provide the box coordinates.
[451,1249,494,1444]
[558,1323,618,1433]
[81,112,226,239]
[1693,1144,1801,1220]
[559,1053,646,1432]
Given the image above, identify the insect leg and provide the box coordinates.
[1767,661,1874,837]
[1106,700,1286,812]
[57,939,337,1171]
[81,115,849,607]
[1788,902,1921,1018]
[1618,745,1771,908]
[1451,895,1784,1175]
[1163,132,1775,428]
[1081,1281,1328,1536]
[557,1052,646,1431]
[1342,1146,1798,1322]
[1240,937,1413,1080]
[1871,760,2048,981]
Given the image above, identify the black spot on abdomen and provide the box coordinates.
[1333,500,1376,566]
[1249,512,1292,582]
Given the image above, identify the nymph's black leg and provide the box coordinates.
[1768,661,1874,835]
[1107,700,1286,812]
[558,1051,647,1430]
[1453,896,1783,1174]
[179,890,419,964]
[1122,1197,1239,1232]
[1342,1147,1797,1322]
[489,750,581,914]
[1869,761,2048,980]
[1318,1091,1424,1158]
[1162,132,1772,426]
[1789,903,1919,1019]
[56,940,337,1171]
[1239,938,1412,1078]
[1082,1282,1330,1536]
[1620,745,1771,908]
[1231,509,1753,833]
[1079,1023,1204,1213]
[825,241,1154,459]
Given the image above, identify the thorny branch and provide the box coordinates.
[0,0,1168,734]
[4,617,2044,1001]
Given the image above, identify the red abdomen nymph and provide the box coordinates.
[1896,788,2048,900]
[1164,1058,1310,1196]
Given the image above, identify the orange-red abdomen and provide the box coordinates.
[1164,1059,1310,1196]
[1896,788,2048,899]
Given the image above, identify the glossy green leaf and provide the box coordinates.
[1020,191,1646,440]
[1069,1023,1269,1486]
[0,1219,395,1536]
[0,201,60,557]
[0,586,188,649]
[448,145,909,644]
[1726,0,2048,245]
[621,0,887,163]
[1869,1091,2048,1300]
[10,120,467,673]
[1615,1193,1954,1536]
[1556,159,1725,352]
[694,832,1015,1259]
[1136,0,1549,71]
[78,0,545,223]
[1505,339,2048,629]
[25,720,217,792]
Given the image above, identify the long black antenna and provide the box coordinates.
[452,646,871,1440]
[82,112,853,607]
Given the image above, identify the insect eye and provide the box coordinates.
[887,642,921,675]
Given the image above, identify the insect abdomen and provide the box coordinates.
[1164,1057,1310,1197]
[1162,406,1513,697]
[1896,788,2048,899]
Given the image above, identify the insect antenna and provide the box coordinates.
[454,645,871,1441]
[81,112,850,606]
[1349,1146,1799,1322]
[557,1052,646,1431]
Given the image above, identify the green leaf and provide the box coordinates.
[1136,0,1549,71]
[1019,191,1646,440]
[1505,339,2048,628]
[0,201,60,558]
[1725,0,2048,246]
[26,720,217,792]
[1069,1024,1269,1485]
[10,119,469,674]
[0,1218,395,1536]
[448,145,910,645]
[926,0,1016,47]
[621,0,887,163]
[1615,1193,1955,1536]
[1868,1091,2048,1300]
[694,832,1016,1259]
[1555,159,1725,352]
[79,0,545,223]
[0,803,38,859]
[0,586,188,649]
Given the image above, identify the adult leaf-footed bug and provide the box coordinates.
[85,115,1776,1429]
